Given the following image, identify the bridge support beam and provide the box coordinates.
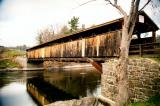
[86,58,102,74]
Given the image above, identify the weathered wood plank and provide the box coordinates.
[27,30,122,59]
[27,30,160,60]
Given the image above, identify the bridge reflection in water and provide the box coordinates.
[26,69,101,106]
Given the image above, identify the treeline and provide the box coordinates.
[36,16,85,44]
[8,45,29,51]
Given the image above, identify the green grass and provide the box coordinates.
[0,59,20,69]
[152,55,160,63]
[126,95,160,106]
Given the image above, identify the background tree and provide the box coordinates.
[68,16,79,32]
[36,26,55,44]
[57,25,70,35]
[81,24,85,30]
[16,45,28,50]
[104,0,159,105]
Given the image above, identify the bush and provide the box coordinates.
[126,95,160,106]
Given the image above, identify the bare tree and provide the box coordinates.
[81,24,86,30]
[104,0,157,105]
[36,26,55,44]
[57,25,70,35]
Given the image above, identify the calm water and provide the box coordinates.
[0,68,101,106]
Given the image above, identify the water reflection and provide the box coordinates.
[0,68,101,106]
[27,77,77,105]
[43,70,101,98]
[27,69,101,105]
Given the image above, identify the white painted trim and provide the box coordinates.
[96,36,100,57]
[61,44,63,57]
[139,15,144,23]
[82,39,85,57]
[41,48,44,58]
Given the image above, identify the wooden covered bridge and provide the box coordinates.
[27,11,159,65]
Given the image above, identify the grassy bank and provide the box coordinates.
[126,95,160,106]
[0,48,25,69]
[0,59,21,68]
[130,55,160,64]
[152,55,160,63]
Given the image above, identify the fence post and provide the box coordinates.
[139,44,143,57]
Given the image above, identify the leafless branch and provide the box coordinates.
[114,0,117,5]
[105,0,127,16]
[127,0,135,25]
[139,0,151,12]
[129,0,135,14]
[105,2,110,5]
[105,0,113,5]
[135,0,140,11]
[79,0,96,7]
[72,0,97,10]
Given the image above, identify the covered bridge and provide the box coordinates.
[27,11,159,63]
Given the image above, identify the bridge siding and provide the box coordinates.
[27,30,121,59]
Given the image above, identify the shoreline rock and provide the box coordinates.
[45,96,107,106]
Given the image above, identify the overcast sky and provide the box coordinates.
[0,0,159,47]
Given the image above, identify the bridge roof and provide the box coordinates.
[27,11,159,51]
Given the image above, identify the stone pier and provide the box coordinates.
[101,58,160,102]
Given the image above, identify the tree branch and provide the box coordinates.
[79,0,96,7]
[72,0,97,10]
[135,0,140,11]
[127,0,140,37]
[105,0,127,16]
[129,0,135,15]
[127,0,136,27]
[139,0,151,12]
[114,0,117,5]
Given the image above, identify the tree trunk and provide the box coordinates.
[104,0,142,105]
[115,19,131,106]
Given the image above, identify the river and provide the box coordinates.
[0,68,101,106]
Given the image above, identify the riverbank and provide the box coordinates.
[0,67,45,72]
[0,48,26,69]
[45,96,104,106]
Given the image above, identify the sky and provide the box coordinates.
[0,0,159,47]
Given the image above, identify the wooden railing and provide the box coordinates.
[129,43,160,56]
